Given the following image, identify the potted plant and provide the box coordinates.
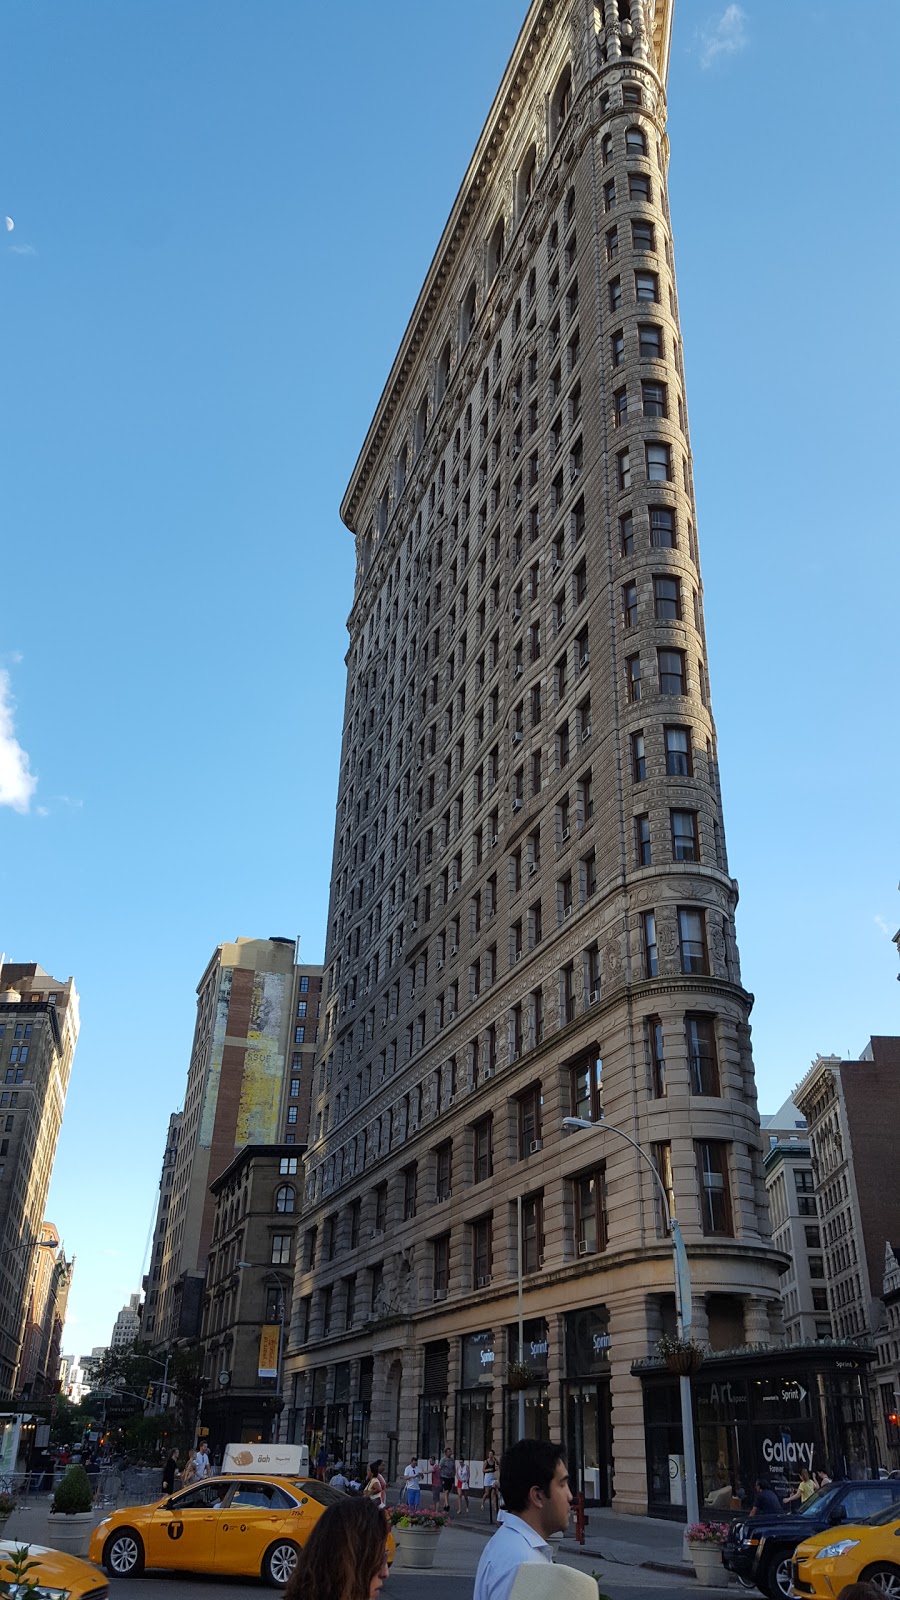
[655,1333,706,1377]
[507,1360,534,1392]
[686,1521,729,1587]
[47,1464,95,1556]
[387,1504,448,1569]
[0,1491,17,1532]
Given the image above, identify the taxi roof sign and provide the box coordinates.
[223,1442,309,1475]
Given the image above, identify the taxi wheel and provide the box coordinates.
[262,1539,300,1588]
[862,1565,900,1599]
[103,1528,145,1577]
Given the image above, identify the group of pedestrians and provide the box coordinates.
[406,1446,500,1518]
[283,1437,597,1600]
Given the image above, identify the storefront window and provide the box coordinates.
[564,1306,612,1506]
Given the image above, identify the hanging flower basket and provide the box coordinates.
[655,1335,705,1376]
[507,1360,535,1391]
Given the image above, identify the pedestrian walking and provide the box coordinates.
[456,1458,470,1514]
[430,1457,442,1505]
[483,1450,499,1522]
[439,1446,457,1514]
[284,1496,390,1600]
[473,1439,574,1600]
[316,1442,329,1481]
[403,1456,422,1510]
[161,1450,180,1495]
[363,1460,387,1508]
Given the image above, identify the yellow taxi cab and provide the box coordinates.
[89,1475,365,1587]
[0,1537,108,1600]
[791,1500,900,1600]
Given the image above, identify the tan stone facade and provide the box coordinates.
[285,0,784,1512]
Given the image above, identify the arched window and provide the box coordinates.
[459,282,478,347]
[487,215,505,283]
[274,1184,296,1214]
[517,145,537,217]
[625,125,647,157]
[551,64,572,141]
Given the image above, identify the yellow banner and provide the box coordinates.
[258,1324,280,1378]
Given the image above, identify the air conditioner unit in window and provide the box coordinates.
[564,905,572,918]
[577,1239,590,1255]
[513,730,523,743]
[530,1138,544,1155]
[448,1008,457,1021]
[552,558,562,573]
[476,1274,491,1288]
[514,664,523,677]
[446,1094,455,1106]
[451,945,459,956]
[580,654,590,670]
[512,798,524,812]
[433,1288,448,1301]
[491,834,498,846]
[514,950,522,962]
[451,880,460,893]
[483,1064,495,1079]
[437,959,444,971]
[512,607,522,620]
[528,862,538,875]
[590,988,600,1004]
[561,826,570,840]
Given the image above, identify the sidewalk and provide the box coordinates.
[441,1503,694,1576]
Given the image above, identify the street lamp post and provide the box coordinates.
[562,1116,700,1533]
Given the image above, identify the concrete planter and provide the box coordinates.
[46,1512,95,1557]
[688,1541,726,1587]
[391,1526,442,1569]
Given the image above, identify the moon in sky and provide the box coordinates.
[4,217,13,232]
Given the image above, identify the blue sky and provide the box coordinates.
[2,1,898,1357]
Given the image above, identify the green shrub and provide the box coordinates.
[51,1465,94,1514]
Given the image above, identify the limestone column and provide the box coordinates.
[745,1296,772,1347]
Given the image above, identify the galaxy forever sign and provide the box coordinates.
[697,1374,819,1485]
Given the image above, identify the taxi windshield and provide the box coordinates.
[862,1501,900,1528]
[291,1481,346,1507]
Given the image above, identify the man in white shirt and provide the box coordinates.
[403,1455,422,1509]
[473,1440,573,1600]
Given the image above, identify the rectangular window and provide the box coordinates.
[658,648,685,695]
[686,1014,719,1095]
[271,1233,292,1266]
[678,907,708,974]
[642,380,667,417]
[521,1192,544,1272]
[632,219,655,251]
[517,1084,543,1158]
[635,270,659,302]
[608,276,622,312]
[345,1274,357,1329]
[472,1216,493,1285]
[649,506,675,547]
[646,442,671,481]
[647,1016,666,1096]
[433,1234,450,1296]
[611,329,625,367]
[570,1050,603,1122]
[474,1115,493,1183]
[635,813,652,866]
[671,809,698,861]
[629,171,651,202]
[623,580,638,627]
[626,654,641,702]
[574,1168,608,1255]
[664,725,692,776]
[617,449,631,491]
[643,911,658,978]
[403,1163,418,1220]
[374,1182,388,1231]
[696,1140,733,1235]
[631,730,646,782]
[435,1140,452,1201]
[653,574,681,620]
[654,1141,675,1234]
[620,511,634,555]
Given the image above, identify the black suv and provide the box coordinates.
[722,1479,900,1600]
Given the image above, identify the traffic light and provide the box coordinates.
[889,1411,899,1428]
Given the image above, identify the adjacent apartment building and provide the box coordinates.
[285,0,784,1514]
[142,1112,182,1343]
[761,1098,830,1346]
[153,938,322,1347]
[0,962,79,1396]
[17,1221,74,1401]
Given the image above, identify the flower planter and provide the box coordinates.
[391,1526,443,1569]
[688,1540,726,1587]
[665,1347,705,1377]
[46,1512,96,1557]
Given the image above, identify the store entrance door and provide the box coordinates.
[565,1380,613,1506]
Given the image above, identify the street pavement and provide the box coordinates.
[1,1495,739,1600]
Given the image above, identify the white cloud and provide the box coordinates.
[874,914,894,939]
[0,669,37,813]
[9,242,36,257]
[699,4,747,68]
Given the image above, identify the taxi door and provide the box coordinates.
[215,1482,298,1575]
[146,1482,226,1571]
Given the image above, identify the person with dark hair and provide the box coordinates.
[749,1479,783,1518]
[834,1585,881,1600]
[161,1450,180,1495]
[473,1440,573,1600]
[284,1496,390,1600]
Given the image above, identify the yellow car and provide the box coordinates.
[0,1537,108,1600]
[792,1501,900,1600]
[90,1475,356,1586]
